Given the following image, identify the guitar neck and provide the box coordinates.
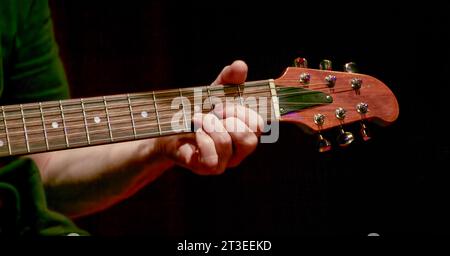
[0,80,277,157]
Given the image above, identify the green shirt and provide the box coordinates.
[0,0,87,236]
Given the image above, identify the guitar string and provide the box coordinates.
[0,89,272,128]
[0,97,312,144]
[0,82,349,123]
[0,82,333,120]
[0,93,338,139]
[1,94,334,148]
[0,88,351,140]
[0,89,335,127]
[0,83,357,144]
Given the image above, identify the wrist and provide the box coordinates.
[136,138,175,168]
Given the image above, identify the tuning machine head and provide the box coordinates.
[356,102,371,141]
[319,59,332,70]
[334,107,355,147]
[293,57,308,68]
[344,62,359,73]
[313,113,332,152]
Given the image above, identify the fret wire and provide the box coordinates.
[20,104,31,153]
[179,88,189,132]
[59,100,70,147]
[80,99,91,145]
[103,96,114,142]
[1,106,12,155]
[237,85,244,105]
[206,86,214,110]
[127,94,138,139]
[39,102,50,150]
[152,91,162,135]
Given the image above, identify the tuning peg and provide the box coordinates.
[313,113,332,152]
[337,128,355,146]
[344,62,359,73]
[319,59,332,70]
[360,123,371,141]
[335,107,355,147]
[293,57,308,68]
[317,134,332,152]
[356,102,371,141]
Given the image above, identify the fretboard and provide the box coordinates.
[0,80,277,157]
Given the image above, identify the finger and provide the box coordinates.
[211,60,248,86]
[157,133,197,166]
[175,142,198,168]
[201,113,232,173]
[214,103,265,134]
[159,132,215,174]
[222,117,258,167]
[194,128,219,174]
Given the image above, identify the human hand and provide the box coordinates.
[155,60,264,175]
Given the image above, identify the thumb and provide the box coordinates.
[211,60,248,86]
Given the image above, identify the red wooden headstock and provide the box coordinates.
[274,66,398,149]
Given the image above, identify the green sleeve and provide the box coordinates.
[0,157,89,236]
[1,0,70,104]
[0,0,88,236]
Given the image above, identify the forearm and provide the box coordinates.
[28,139,174,218]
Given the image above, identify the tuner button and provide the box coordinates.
[293,57,308,68]
[317,134,332,152]
[337,129,355,147]
[319,59,333,70]
[299,72,311,84]
[351,78,363,90]
[335,107,347,120]
[356,102,369,114]
[344,62,359,73]
[325,75,337,88]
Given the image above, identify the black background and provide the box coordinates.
[48,0,449,236]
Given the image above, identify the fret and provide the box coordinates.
[129,94,159,139]
[103,96,114,142]
[102,96,135,142]
[17,104,49,153]
[1,106,12,155]
[80,99,91,145]
[179,89,189,132]
[77,98,111,145]
[127,94,137,139]
[59,100,70,147]
[236,85,244,105]
[19,104,31,153]
[205,86,214,110]
[39,102,69,151]
[152,91,162,135]
[39,102,50,150]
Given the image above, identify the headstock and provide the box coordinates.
[275,58,399,151]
